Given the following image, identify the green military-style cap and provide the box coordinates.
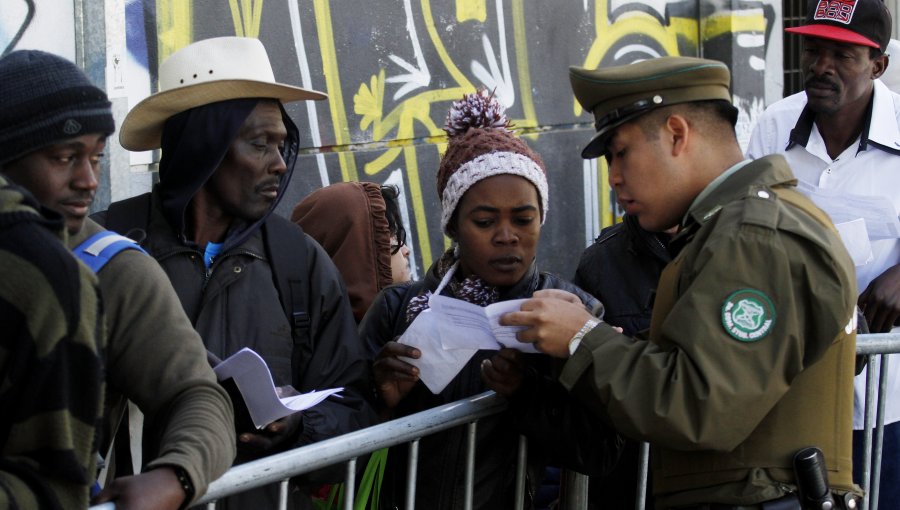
[570,56,732,159]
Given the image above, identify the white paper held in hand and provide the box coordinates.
[213,347,343,429]
[428,295,538,353]
[396,309,478,394]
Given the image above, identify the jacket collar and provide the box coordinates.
[673,155,797,251]
[786,80,900,156]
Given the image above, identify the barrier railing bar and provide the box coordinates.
[278,479,289,510]
[515,435,527,510]
[90,334,900,510]
[636,441,650,510]
[464,421,477,510]
[406,438,419,510]
[344,458,357,510]
[195,391,506,504]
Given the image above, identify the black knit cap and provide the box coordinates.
[0,50,114,166]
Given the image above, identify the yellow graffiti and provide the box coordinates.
[313,0,359,183]
[456,0,486,22]
[228,0,264,38]
[156,0,192,61]
[511,0,537,133]
[348,0,544,267]
[575,0,767,228]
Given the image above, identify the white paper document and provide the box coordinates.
[397,310,478,394]
[214,348,343,429]
[835,218,875,267]
[796,181,900,241]
[428,295,538,353]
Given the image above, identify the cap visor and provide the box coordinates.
[785,25,880,49]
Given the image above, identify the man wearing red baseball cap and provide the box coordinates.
[748,1,899,507]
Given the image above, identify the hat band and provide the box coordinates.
[440,151,549,234]
[594,95,665,132]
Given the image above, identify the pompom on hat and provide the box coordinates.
[120,36,326,151]
[436,89,548,235]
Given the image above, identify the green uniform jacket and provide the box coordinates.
[560,155,860,508]
[72,218,236,504]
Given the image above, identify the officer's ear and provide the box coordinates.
[664,114,690,157]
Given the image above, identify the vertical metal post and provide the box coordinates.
[463,421,478,510]
[514,435,528,510]
[562,470,589,510]
[405,438,420,510]
[344,458,357,510]
[636,442,650,510]
[862,355,879,510]
[278,479,289,510]
[870,355,890,510]
[206,502,216,510]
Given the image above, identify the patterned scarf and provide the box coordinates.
[405,248,500,323]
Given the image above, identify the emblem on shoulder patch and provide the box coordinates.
[721,289,775,341]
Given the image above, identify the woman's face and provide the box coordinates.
[452,174,541,287]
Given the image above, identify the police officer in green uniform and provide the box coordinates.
[487,57,863,508]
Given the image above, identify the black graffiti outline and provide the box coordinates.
[2,0,36,57]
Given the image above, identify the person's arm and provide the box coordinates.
[288,239,379,446]
[506,223,855,451]
[99,249,235,506]
[1,223,105,510]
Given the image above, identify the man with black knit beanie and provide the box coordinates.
[0,50,236,510]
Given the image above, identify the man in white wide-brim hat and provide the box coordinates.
[95,36,378,509]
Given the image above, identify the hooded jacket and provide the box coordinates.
[291,181,393,324]
[97,99,377,508]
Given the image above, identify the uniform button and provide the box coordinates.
[233,266,242,273]
[757,190,770,199]
[826,168,832,174]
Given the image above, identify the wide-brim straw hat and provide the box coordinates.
[120,36,326,151]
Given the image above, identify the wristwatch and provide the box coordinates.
[568,317,602,356]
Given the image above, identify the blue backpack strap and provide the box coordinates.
[73,231,148,273]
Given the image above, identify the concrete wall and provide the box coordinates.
[2,0,781,279]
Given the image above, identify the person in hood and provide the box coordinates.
[97,36,377,509]
[291,181,413,324]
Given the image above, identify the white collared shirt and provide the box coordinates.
[747,79,900,429]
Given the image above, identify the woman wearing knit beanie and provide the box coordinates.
[358,90,621,509]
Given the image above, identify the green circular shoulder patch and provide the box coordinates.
[721,289,776,342]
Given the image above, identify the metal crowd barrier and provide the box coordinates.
[90,333,900,510]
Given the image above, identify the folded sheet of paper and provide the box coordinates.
[428,295,538,353]
[396,297,538,394]
[214,347,343,429]
[397,310,478,394]
[796,181,900,241]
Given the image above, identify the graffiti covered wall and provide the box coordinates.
[2,0,780,279]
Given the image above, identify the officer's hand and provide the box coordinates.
[501,297,595,358]
[373,341,421,410]
[481,348,525,396]
[92,467,186,510]
[238,410,304,455]
[859,263,900,332]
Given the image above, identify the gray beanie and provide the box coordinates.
[0,50,114,166]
